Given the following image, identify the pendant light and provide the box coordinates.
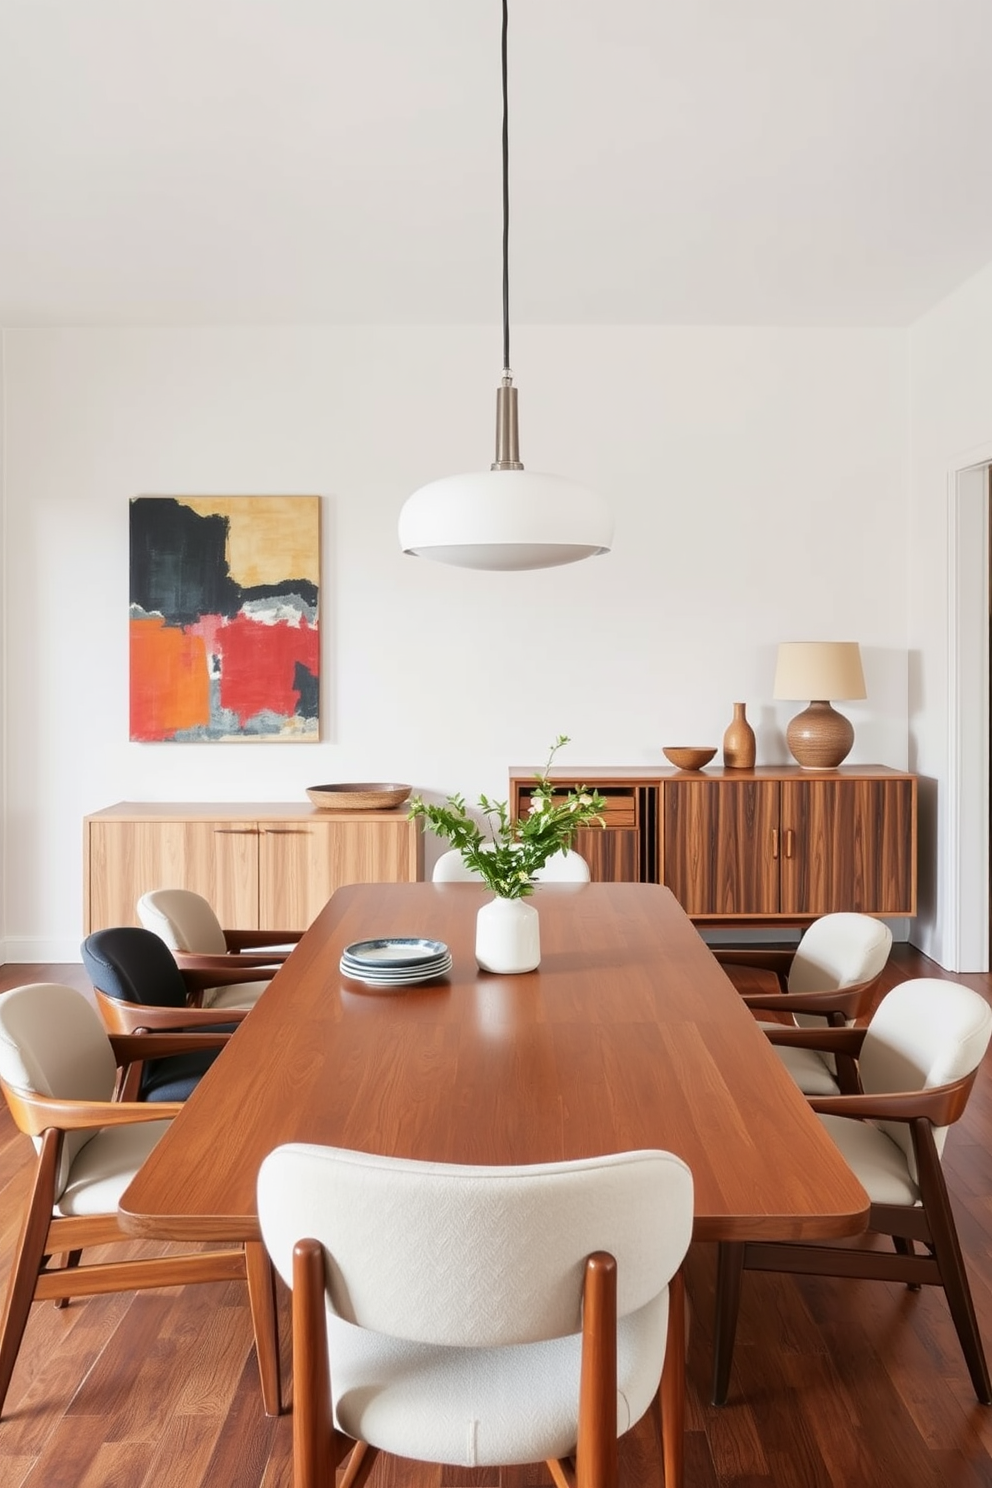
[398,0,613,572]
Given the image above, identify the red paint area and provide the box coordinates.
[217,613,318,725]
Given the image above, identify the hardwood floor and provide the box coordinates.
[2,948,992,1486]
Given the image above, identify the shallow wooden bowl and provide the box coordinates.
[662,747,717,771]
[306,783,412,811]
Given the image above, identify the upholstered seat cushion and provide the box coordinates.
[327,1291,667,1466]
[817,1113,920,1207]
[758,1031,841,1097]
[138,1049,225,1102]
[202,981,271,1011]
[55,1119,172,1216]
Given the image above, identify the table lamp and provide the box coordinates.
[773,641,867,769]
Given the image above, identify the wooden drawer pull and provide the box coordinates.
[784,829,795,859]
[771,828,779,859]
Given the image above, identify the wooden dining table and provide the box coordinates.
[119,880,869,1417]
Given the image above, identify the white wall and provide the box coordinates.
[2,324,909,959]
[909,261,992,968]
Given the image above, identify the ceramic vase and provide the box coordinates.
[722,701,756,769]
[475,896,541,974]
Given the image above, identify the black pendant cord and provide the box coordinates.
[501,0,510,376]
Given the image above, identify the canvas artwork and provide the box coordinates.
[129,495,320,742]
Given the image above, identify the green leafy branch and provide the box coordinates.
[409,736,606,899]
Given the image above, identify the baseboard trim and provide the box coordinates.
[1,939,83,965]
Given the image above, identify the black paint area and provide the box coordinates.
[294,662,319,721]
[130,498,242,626]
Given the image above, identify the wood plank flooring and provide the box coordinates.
[2,948,992,1486]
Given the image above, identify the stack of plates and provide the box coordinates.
[340,937,452,988]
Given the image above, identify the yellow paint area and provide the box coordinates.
[179,497,319,588]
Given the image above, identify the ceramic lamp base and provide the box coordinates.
[786,700,855,770]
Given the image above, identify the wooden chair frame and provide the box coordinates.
[714,947,883,1023]
[289,1238,688,1488]
[0,1031,283,1418]
[92,975,253,1099]
[711,1023,990,1407]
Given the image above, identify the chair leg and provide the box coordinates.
[712,1242,745,1406]
[659,1268,685,1488]
[0,1131,60,1418]
[914,1120,992,1404]
[291,1239,355,1488]
[891,1235,921,1291]
[576,1252,618,1488]
[55,1249,83,1309]
[340,1441,379,1488]
[244,1240,282,1416]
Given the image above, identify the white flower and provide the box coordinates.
[529,797,546,814]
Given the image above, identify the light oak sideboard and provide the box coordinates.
[509,765,917,926]
[83,802,424,935]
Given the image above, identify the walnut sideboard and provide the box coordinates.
[510,764,917,926]
[83,802,424,935]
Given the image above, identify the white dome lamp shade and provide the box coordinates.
[397,2,613,573]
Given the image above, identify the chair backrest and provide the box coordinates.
[258,1145,693,1348]
[0,983,118,1193]
[431,849,481,883]
[137,888,228,954]
[81,926,191,1009]
[532,849,591,883]
[788,913,893,996]
[859,978,992,1162]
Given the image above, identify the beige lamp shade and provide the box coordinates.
[773,642,866,769]
[773,642,866,702]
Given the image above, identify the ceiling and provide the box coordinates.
[2,0,991,328]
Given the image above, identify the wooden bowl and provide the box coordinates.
[662,747,717,772]
[306,783,412,811]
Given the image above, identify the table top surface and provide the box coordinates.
[119,881,869,1244]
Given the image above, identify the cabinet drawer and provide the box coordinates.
[517,786,638,828]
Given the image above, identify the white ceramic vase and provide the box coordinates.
[475,895,541,974]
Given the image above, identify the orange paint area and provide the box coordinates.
[130,617,210,741]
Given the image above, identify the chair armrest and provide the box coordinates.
[224,929,302,953]
[809,1071,977,1126]
[764,1025,867,1055]
[180,963,273,992]
[742,973,880,1020]
[176,955,278,977]
[712,948,797,971]
[0,1080,183,1136]
[109,1031,231,1062]
[96,988,245,1035]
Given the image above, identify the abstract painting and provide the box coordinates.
[129,496,320,742]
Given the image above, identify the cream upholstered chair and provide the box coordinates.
[258,1145,693,1488]
[432,848,590,884]
[0,983,277,1417]
[137,888,300,1011]
[712,978,992,1407]
[714,912,893,1095]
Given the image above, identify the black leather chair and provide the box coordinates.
[81,926,255,1101]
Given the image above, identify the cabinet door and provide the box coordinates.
[257,817,419,931]
[780,778,916,916]
[573,825,641,882]
[663,779,779,917]
[86,820,259,932]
